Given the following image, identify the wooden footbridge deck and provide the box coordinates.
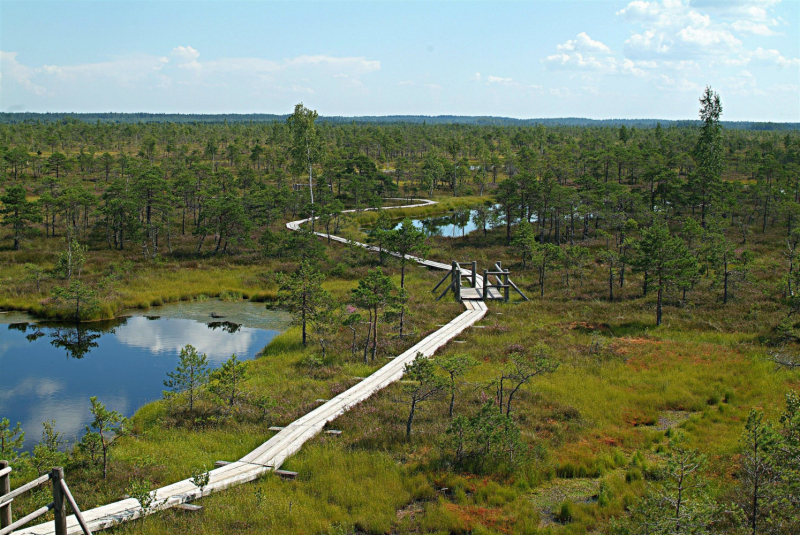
[13,199,489,535]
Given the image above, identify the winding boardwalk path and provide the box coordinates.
[16,199,488,535]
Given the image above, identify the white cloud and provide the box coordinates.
[658,74,701,92]
[172,45,200,70]
[545,52,618,73]
[617,0,693,28]
[398,80,414,86]
[0,51,47,95]
[284,54,380,74]
[731,19,776,35]
[751,47,800,67]
[425,83,442,90]
[487,75,514,85]
[40,54,170,85]
[689,0,781,22]
[773,83,799,92]
[172,45,199,62]
[723,69,768,96]
[676,25,741,51]
[549,87,575,98]
[625,30,672,56]
[1,47,381,105]
[557,32,612,54]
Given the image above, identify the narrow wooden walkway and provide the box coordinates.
[16,199,488,535]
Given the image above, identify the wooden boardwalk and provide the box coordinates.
[15,199,488,535]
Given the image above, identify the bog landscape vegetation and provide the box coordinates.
[1,89,799,534]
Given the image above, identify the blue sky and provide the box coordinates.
[1,1,798,120]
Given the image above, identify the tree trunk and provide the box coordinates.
[656,282,663,326]
[406,399,417,438]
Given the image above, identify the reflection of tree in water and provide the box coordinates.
[49,327,104,359]
[207,321,242,334]
[7,322,45,341]
[17,318,128,359]
[451,209,471,237]
[420,217,445,237]
[26,330,45,342]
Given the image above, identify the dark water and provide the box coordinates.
[0,301,291,450]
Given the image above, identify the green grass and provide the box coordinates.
[4,212,800,534]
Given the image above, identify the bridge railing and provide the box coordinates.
[0,462,92,535]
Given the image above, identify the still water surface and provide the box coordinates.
[397,209,484,238]
[0,300,291,449]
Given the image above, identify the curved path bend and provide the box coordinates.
[17,199,488,535]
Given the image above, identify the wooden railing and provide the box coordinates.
[482,262,529,302]
[432,260,528,302]
[433,261,478,302]
[0,462,92,535]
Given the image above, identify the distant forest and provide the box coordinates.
[1,112,797,130]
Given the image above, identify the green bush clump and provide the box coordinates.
[219,289,243,301]
[555,500,574,523]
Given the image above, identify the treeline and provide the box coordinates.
[2,112,797,130]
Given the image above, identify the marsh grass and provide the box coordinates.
[3,210,800,534]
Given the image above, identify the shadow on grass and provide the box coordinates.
[608,321,652,337]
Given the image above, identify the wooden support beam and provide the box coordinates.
[275,470,298,480]
[0,461,10,529]
[0,474,50,509]
[175,504,203,512]
[0,503,53,535]
[431,269,453,293]
[436,278,457,301]
[268,427,284,432]
[455,268,462,302]
[324,430,342,436]
[507,278,530,301]
[60,480,93,535]
[52,468,66,535]
[214,461,232,468]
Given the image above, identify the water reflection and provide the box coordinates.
[398,206,506,238]
[401,209,479,238]
[9,319,126,359]
[0,301,290,449]
[207,321,242,334]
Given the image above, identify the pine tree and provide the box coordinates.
[277,261,330,347]
[0,185,42,250]
[164,344,210,412]
[691,87,724,228]
[631,221,698,326]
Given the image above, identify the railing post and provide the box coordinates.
[455,264,462,302]
[482,270,488,300]
[0,461,10,529]
[52,467,66,535]
[504,270,510,302]
[471,261,477,288]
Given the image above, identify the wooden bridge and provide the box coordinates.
[9,199,489,535]
[433,261,528,302]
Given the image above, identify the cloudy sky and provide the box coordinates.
[1,0,797,120]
